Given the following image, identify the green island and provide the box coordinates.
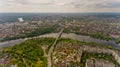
[0,37,120,67]
[1,38,55,67]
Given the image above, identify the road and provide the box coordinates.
[47,28,64,67]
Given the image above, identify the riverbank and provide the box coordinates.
[0,33,120,49]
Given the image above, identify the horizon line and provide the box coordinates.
[0,12,120,13]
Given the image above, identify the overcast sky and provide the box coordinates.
[0,0,120,13]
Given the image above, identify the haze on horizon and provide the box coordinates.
[0,0,120,13]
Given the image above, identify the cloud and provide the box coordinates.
[1,0,54,6]
[0,0,120,12]
[1,0,120,8]
[60,0,120,9]
[93,1,120,8]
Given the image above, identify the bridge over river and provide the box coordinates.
[47,28,64,67]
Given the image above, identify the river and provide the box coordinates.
[0,33,120,49]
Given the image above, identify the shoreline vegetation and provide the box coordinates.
[0,25,58,42]
[1,30,118,44]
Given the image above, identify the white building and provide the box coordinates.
[18,18,24,22]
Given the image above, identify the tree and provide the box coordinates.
[35,59,43,67]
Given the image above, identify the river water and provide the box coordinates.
[0,33,120,49]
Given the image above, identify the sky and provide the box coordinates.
[0,0,120,13]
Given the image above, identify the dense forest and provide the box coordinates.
[2,37,55,67]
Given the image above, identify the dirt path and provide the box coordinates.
[41,45,47,57]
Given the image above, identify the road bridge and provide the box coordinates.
[47,28,64,67]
